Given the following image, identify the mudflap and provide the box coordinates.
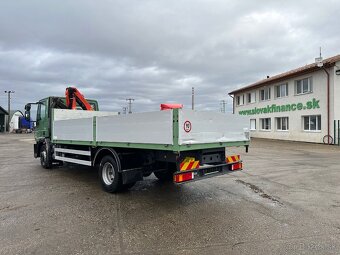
[121,168,143,185]
[34,143,38,158]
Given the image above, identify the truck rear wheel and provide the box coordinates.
[99,155,123,193]
[40,144,52,169]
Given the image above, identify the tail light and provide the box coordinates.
[174,172,194,183]
[231,162,242,171]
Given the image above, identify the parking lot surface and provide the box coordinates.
[1,134,340,255]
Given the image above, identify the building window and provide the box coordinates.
[276,117,289,131]
[236,94,244,106]
[260,118,271,130]
[250,119,256,130]
[275,83,288,98]
[260,87,271,101]
[303,115,321,131]
[247,92,256,104]
[295,77,312,95]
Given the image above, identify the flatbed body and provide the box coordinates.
[51,108,249,152]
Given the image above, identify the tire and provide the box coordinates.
[40,144,52,169]
[323,135,333,144]
[98,155,123,193]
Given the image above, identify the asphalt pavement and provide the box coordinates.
[1,134,340,254]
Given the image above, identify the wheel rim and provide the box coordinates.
[102,162,115,185]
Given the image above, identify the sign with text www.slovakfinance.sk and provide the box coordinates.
[238,98,320,116]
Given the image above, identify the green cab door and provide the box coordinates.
[35,98,49,140]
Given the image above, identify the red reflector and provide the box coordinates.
[160,104,183,110]
[174,172,194,183]
[226,155,241,163]
[231,162,242,171]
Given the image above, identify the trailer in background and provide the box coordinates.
[9,110,33,133]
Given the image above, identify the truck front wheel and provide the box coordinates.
[99,155,123,193]
[40,144,52,169]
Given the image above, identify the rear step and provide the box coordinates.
[54,147,92,166]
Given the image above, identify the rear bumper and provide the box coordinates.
[173,161,242,184]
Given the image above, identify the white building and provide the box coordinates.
[229,54,340,144]
[9,110,23,133]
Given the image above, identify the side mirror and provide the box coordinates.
[24,110,31,122]
[24,104,31,121]
[25,104,31,111]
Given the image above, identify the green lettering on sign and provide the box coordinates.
[238,98,321,116]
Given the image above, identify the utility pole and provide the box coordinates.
[4,90,14,132]
[192,87,195,110]
[126,98,135,114]
[220,100,226,113]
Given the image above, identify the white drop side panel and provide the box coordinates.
[96,111,173,144]
[52,109,118,142]
[53,117,93,141]
[178,110,249,145]
[53,109,118,121]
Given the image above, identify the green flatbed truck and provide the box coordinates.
[25,96,250,193]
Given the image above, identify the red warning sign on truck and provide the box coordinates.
[184,120,192,133]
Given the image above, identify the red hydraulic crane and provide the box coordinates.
[65,87,93,111]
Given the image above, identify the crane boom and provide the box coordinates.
[65,87,93,111]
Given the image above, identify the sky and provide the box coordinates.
[0,0,339,113]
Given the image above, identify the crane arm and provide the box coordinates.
[65,87,93,111]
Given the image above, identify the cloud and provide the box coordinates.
[0,0,339,113]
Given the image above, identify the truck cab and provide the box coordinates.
[26,96,99,157]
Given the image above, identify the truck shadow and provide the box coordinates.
[51,164,217,209]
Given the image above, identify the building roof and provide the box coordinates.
[9,110,23,119]
[229,54,340,95]
[0,106,8,115]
